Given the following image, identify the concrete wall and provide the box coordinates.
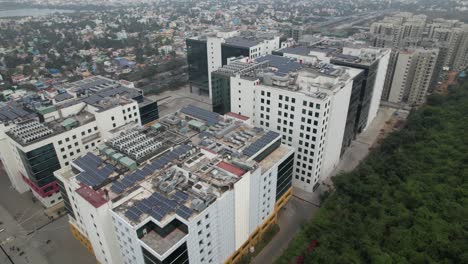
[388,51,412,103]
[207,37,224,99]
[366,50,391,129]
[321,82,352,179]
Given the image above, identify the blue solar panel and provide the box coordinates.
[180,105,220,126]
[150,209,164,221]
[110,180,124,192]
[74,153,116,187]
[243,131,280,157]
[175,208,191,220]
[125,210,139,221]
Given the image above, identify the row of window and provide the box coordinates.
[57,126,98,145]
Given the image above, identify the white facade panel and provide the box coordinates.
[321,82,352,178]
[366,50,390,128]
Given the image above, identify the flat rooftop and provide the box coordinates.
[7,108,96,146]
[235,55,362,100]
[140,228,187,256]
[63,105,287,225]
[278,43,387,66]
[0,103,36,123]
[225,36,260,48]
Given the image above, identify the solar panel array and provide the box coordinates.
[243,131,280,157]
[109,145,192,194]
[124,191,194,222]
[75,153,116,187]
[255,55,303,74]
[0,104,33,122]
[180,105,220,126]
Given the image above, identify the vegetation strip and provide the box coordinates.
[276,82,468,263]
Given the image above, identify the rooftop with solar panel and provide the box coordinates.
[57,105,285,229]
[6,103,97,146]
[235,55,362,100]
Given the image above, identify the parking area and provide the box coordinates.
[148,84,211,117]
[0,164,95,264]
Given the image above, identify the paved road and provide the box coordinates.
[252,196,319,264]
[0,204,48,264]
[252,106,398,264]
[0,164,95,264]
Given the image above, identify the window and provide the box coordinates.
[81,131,85,136]
[58,140,63,145]
[111,116,115,121]
[65,138,70,142]
[72,135,77,139]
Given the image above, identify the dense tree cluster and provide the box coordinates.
[277,82,468,264]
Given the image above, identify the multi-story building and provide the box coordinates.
[54,105,294,264]
[370,14,468,77]
[444,25,468,71]
[1,76,159,208]
[186,30,280,110]
[273,40,390,151]
[225,55,363,192]
[387,48,439,105]
[369,13,427,48]
[0,102,39,193]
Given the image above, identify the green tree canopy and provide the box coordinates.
[277,81,468,264]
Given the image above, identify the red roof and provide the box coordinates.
[76,185,107,208]
[216,161,246,177]
[226,112,249,121]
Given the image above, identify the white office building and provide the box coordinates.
[187,30,280,101]
[1,76,158,208]
[54,105,294,264]
[226,55,363,192]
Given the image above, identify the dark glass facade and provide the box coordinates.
[221,45,249,65]
[139,101,159,125]
[276,153,294,201]
[56,177,76,219]
[18,143,60,188]
[331,59,379,153]
[253,138,281,163]
[331,59,378,133]
[186,39,209,95]
[211,73,231,115]
[341,71,365,153]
